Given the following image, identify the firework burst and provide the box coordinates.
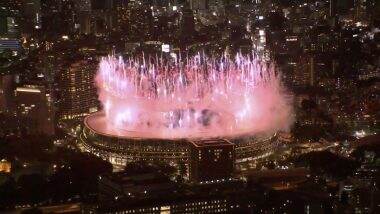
[95,53,293,139]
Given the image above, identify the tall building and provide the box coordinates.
[0,74,14,113]
[15,85,55,136]
[40,0,61,36]
[353,0,374,23]
[58,59,99,120]
[329,0,338,27]
[330,0,337,17]
[0,7,20,38]
[253,28,267,58]
[78,12,91,34]
[113,0,129,33]
[76,0,92,34]
[309,56,315,87]
[336,0,354,14]
[189,139,234,183]
[60,0,77,34]
[85,0,114,35]
[0,15,6,36]
[188,0,208,10]
[126,3,153,41]
[180,5,195,45]
[23,0,42,32]
[41,0,77,36]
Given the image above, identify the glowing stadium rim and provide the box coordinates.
[92,52,293,140]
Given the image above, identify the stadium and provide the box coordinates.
[79,112,281,171]
[78,53,291,173]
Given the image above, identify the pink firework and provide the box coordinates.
[95,53,293,139]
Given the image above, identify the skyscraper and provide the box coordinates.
[23,0,42,32]
[180,4,196,45]
[58,59,99,120]
[15,84,55,135]
[40,0,61,36]
[76,0,91,34]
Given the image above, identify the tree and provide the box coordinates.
[68,152,113,196]
[49,168,77,201]
[18,174,48,204]
[124,160,176,178]
[295,151,359,179]
[0,176,17,209]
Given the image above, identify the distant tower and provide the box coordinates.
[76,0,91,34]
[23,0,42,32]
[329,0,338,27]
[0,75,14,113]
[332,59,338,75]
[330,0,337,17]
[188,0,208,10]
[89,0,114,35]
[180,3,195,46]
[309,56,315,86]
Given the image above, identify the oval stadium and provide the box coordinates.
[79,112,281,172]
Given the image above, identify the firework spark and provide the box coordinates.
[95,53,293,139]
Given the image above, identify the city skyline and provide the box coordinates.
[0,0,379,213]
